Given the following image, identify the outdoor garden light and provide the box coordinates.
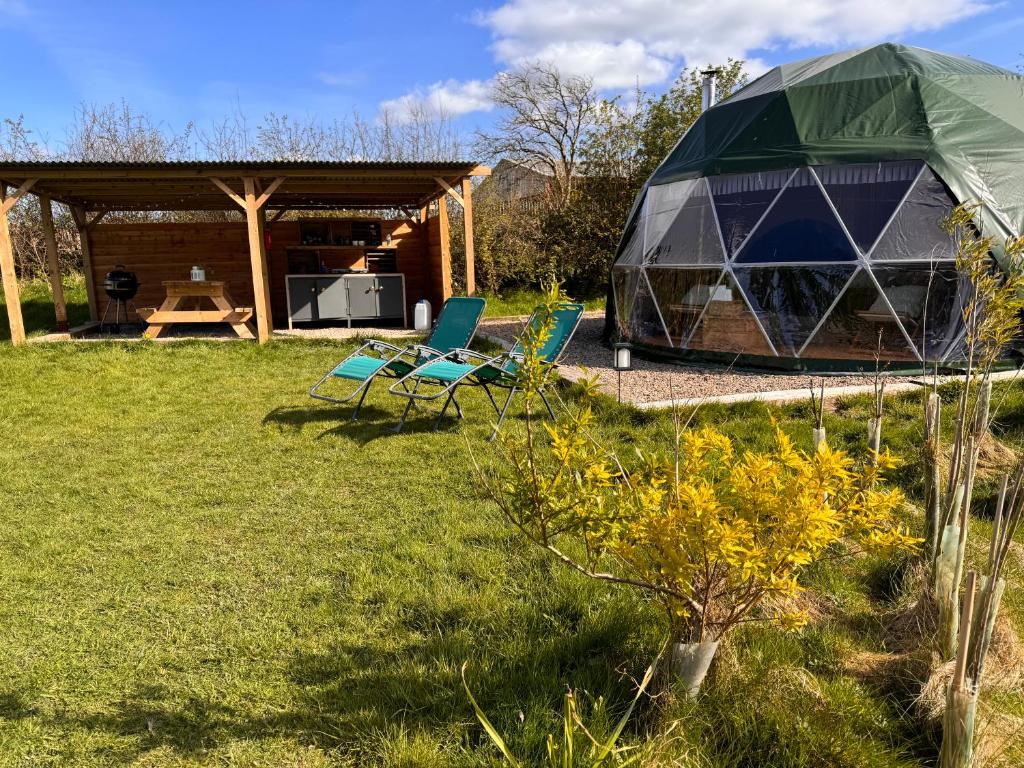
[613,343,631,371]
[613,342,631,403]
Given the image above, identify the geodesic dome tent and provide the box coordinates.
[608,44,1024,369]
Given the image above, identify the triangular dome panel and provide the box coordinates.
[647,179,725,266]
[645,266,723,345]
[817,161,921,253]
[870,167,959,261]
[618,268,671,347]
[611,267,641,338]
[684,271,775,356]
[873,263,971,359]
[644,180,697,261]
[735,168,858,264]
[734,265,855,355]
[800,268,917,360]
[616,225,644,267]
[709,169,792,258]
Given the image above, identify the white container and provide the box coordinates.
[413,299,432,331]
[190,265,205,281]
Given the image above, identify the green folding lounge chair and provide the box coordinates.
[309,296,486,420]
[388,302,584,439]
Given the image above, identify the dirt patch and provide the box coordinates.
[938,431,1020,484]
[845,649,934,700]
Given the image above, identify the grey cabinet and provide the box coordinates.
[346,275,379,320]
[376,275,405,319]
[286,274,406,328]
[287,277,319,322]
[316,277,349,320]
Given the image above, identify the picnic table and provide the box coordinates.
[138,281,255,340]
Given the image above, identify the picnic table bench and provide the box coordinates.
[138,280,256,340]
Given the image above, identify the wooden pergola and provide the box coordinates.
[0,161,489,345]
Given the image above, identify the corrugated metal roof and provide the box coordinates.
[0,160,480,170]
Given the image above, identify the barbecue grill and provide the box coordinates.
[101,266,139,333]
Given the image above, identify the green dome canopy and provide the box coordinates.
[608,44,1024,370]
[649,43,1024,253]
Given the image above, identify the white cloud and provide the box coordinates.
[380,78,494,122]
[494,39,674,89]
[377,0,992,119]
[478,0,994,87]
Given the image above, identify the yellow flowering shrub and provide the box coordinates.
[481,287,919,645]
[488,405,919,643]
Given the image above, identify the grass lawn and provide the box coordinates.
[0,277,91,342]
[0,284,1021,766]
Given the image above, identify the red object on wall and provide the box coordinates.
[264,231,272,250]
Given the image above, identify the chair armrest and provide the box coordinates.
[411,344,446,359]
[366,339,405,355]
[445,347,506,364]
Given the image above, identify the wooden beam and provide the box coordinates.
[433,177,465,207]
[39,195,68,332]
[71,206,100,322]
[461,177,475,296]
[0,185,25,344]
[0,178,37,215]
[268,207,289,224]
[419,202,430,281]
[437,194,452,301]
[468,165,491,177]
[84,209,108,230]
[255,177,285,209]
[210,177,246,209]
[69,208,106,228]
[243,177,272,344]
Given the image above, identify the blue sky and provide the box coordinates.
[1,0,1022,150]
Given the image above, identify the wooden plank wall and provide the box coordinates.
[88,223,254,320]
[89,219,440,327]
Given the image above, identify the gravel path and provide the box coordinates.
[276,325,419,341]
[479,312,910,405]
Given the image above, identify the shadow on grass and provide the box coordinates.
[0,292,91,341]
[0,689,36,720]
[56,687,244,756]
[275,604,647,755]
[25,590,649,762]
[263,396,514,444]
[263,403,441,442]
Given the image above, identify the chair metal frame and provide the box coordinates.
[388,303,584,439]
[309,297,485,421]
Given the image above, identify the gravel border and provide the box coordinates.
[480,313,932,405]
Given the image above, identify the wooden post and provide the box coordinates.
[71,206,100,322]
[437,193,452,300]
[39,195,68,332]
[0,185,25,344]
[461,177,475,296]
[418,201,429,268]
[243,177,273,344]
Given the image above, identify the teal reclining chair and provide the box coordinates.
[387,302,584,439]
[309,296,486,420]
